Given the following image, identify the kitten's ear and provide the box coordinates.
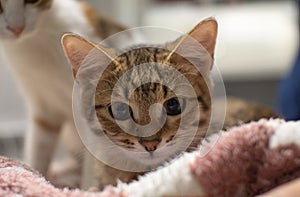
[187,18,217,57]
[167,18,218,74]
[62,34,96,77]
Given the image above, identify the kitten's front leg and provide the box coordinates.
[24,116,61,175]
[94,160,140,190]
[80,151,140,190]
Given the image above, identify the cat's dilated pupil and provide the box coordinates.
[164,97,182,116]
[109,103,132,120]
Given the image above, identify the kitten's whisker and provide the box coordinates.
[98,88,114,94]
[99,78,117,86]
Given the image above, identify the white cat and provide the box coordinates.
[0,0,127,188]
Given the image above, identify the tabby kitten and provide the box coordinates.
[63,19,277,189]
[0,0,127,180]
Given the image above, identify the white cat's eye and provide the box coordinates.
[164,98,184,116]
[109,103,132,121]
[25,0,41,4]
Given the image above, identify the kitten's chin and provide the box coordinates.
[135,154,166,168]
[130,149,181,168]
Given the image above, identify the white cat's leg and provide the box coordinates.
[24,116,61,175]
[81,150,99,190]
[61,120,84,157]
[47,121,83,187]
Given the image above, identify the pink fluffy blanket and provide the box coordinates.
[1,119,300,197]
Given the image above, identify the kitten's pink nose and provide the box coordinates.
[140,140,160,152]
[7,26,24,36]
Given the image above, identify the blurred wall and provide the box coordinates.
[87,0,146,27]
[0,56,26,137]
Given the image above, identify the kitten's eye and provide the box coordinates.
[25,0,40,4]
[164,98,182,116]
[109,103,132,120]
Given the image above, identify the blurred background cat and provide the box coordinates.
[0,0,132,187]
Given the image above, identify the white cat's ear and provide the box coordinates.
[167,18,218,75]
[62,34,96,76]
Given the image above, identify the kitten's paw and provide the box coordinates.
[87,186,101,192]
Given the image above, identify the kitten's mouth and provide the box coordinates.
[133,147,182,167]
[139,139,161,153]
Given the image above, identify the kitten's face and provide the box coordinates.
[63,19,217,165]
[0,0,52,39]
[94,48,211,157]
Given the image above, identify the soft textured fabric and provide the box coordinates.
[0,119,300,197]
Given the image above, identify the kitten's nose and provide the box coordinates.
[7,26,24,36]
[140,140,161,152]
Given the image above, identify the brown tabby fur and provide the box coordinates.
[224,97,278,129]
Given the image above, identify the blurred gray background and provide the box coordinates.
[0,0,298,158]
